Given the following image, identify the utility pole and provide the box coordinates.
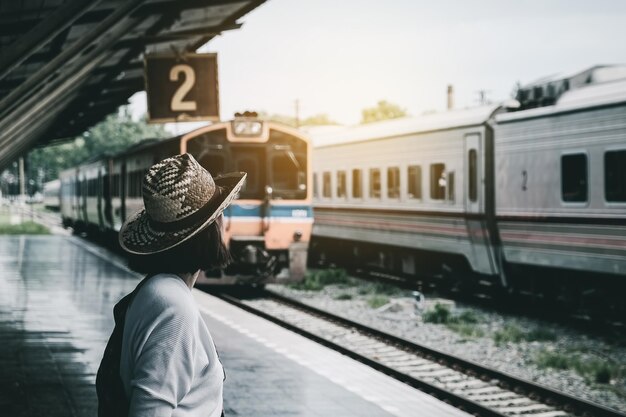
[18,156,25,203]
[476,90,491,106]
[294,99,300,128]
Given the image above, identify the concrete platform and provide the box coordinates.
[0,235,470,417]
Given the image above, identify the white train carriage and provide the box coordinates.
[310,106,503,280]
[43,179,60,210]
[311,65,626,307]
[60,168,78,227]
[494,72,626,279]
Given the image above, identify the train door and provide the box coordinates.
[103,161,113,228]
[464,133,481,213]
[120,162,127,221]
[464,133,497,275]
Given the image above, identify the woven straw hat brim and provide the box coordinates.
[119,172,246,255]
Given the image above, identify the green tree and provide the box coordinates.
[24,107,169,192]
[361,100,407,124]
[257,111,338,128]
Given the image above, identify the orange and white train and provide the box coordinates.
[59,114,313,284]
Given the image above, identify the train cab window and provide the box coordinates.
[235,156,260,199]
[323,172,331,198]
[352,169,362,198]
[430,163,446,200]
[408,165,422,199]
[561,154,587,202]
[337,171,347,198]
[387,167,400,199]
[370,168,381,199]
[270,152,306,200]
[468,150,477,202]
[198,154,225,177]
[605,150,626,202]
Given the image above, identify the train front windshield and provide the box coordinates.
[186,127,308,200]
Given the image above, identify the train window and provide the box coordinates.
[605,150,626,202]
[198,154,225,177]
[352,169,362,198]
[323,172,331,198]
[430,163,446,200]
[468,150,477,202]
[313,173,319,198]
[337,171,347,198]
[387,167,400,199]
[561,154,587,202]
[103,174,110,199]
[236,157,260,199]
[111,174,120,198]
[132,171,143,198]
[447,172,455,202]
[370,168,381,199]
[187,129,227,160]
[408,165,422,199]
[270,152,306,199]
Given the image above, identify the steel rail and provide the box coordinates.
[215,288,625,417]
[215,291,505,417]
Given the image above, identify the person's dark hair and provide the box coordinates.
[127,216,231,274]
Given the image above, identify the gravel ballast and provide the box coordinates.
[268,278,626,413]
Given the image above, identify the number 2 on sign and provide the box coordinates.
[169,64,197,112]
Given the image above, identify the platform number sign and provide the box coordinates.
[145,53,219,123]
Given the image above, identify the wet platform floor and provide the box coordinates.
[0,235,469,417]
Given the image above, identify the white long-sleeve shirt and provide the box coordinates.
[120,274,224,417]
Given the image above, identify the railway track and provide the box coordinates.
[214,288,625,417]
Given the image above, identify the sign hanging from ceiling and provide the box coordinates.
[144,53,219,123]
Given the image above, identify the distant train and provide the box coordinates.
[43,179,60,210]
[309,66,626,310]
[59,115,313,285]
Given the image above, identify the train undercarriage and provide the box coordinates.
[309,236,626,321]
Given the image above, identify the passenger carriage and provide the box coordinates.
[494,67,626,296]
[310,65,626,307]
[310,106,503,282]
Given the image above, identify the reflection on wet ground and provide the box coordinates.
[0,235,138,417]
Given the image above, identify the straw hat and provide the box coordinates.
[119,153,246,255]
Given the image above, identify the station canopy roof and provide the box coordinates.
[0,0,265,170]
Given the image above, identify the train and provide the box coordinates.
[59,114,313,285]
[43,179,61,210]
[308,65,626,312]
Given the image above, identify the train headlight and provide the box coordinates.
[293,230,303,242]
[232,120,263,137]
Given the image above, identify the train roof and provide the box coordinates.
[310,105,499,148]
[497,75,626,124]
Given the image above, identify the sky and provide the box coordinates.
[130,0,626,127]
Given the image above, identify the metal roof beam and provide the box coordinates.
[133,0,250,17]
[0,0,149,120]
[0,0,104,81]
[93,61,143,75]
[0,8,113,36]
[0,1,152,154]
[113,23,241,49]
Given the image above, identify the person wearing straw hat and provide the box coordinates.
[96,153,246,417]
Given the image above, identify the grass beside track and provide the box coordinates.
[0,208,50,235]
